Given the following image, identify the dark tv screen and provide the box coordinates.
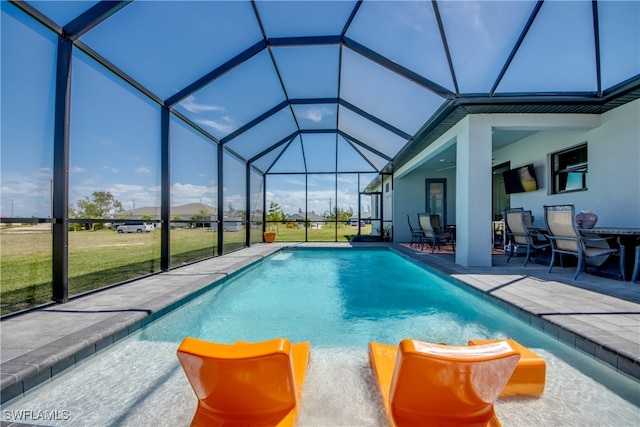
[503,164,538,194]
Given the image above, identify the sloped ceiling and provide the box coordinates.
[15,0,640,174]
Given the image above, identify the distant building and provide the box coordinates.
[114,202,217,220]
[285,211,326,228]
[349,211,371,225]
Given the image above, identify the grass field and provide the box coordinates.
[0,223,365,314]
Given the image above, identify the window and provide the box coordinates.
[551,143,588,193]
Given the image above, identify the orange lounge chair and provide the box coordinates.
[177,337,310,427]
[468,339,546,397]
[368,339,520,427]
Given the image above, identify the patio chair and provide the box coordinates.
[368,339,520,427]
[504,208,550,266]
[177,337,310,427]
[430,214,455,252]
[418,213,455,253]
[632,238,640,283]
[544,204,626,280]
[407,214,426,248]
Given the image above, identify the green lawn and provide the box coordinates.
[0,224,366,314]
[266,223,364,242]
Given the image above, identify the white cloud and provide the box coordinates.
[170,182,217,206]
[196,117,237,135]
[70,166,85,174]
[180,96,224,113]
[109,183,145,195]
[299,106,333,123]
[108,183,159,210]
[135,167,151,175]
[94,136,114,146]
[0,178,50,199]
[101,166,119,173]
[79,178,97,186]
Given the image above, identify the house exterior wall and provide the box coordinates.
[493,99,640,227]
[383,175,393,226]
[394,168,457,242]
[392,98,640,265]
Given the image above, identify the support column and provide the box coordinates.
[455,116,493,267]
[52,38,73,303]
[160,106,170,271]
[217,144,224,255]
[245,164,251,246]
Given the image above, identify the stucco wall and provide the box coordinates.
[393,98,640,244]
[394,167,456,243]
[493,99,640,227]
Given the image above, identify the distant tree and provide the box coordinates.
[141,214,152,221]
[266,201,284,231]
[68,205,82,231]
[75,191,123,230]
[267,201,285,221]
[325,206,353,222]
[191,209,210,228]
[252,209,264,226]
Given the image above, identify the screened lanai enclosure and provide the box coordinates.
[2,0,639,314]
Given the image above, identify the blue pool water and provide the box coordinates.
[5,248,640,426]
[141,249,520,347]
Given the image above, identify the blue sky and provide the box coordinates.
[2,0,639,218]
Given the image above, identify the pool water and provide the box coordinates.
[4,248,640,426]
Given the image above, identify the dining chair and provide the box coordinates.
[417,213,454,253]
[430,214,455,253]
[504,207,550,266]
[544,204,626,280]
[406,214,426,249]
[632,238,640,283]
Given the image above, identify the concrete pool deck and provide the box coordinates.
[1,242,639,406]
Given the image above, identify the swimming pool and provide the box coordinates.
[4,248,639,426]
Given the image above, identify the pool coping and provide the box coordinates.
[391,244,640,382]
[0,243,287,404]
[1,242,639,405]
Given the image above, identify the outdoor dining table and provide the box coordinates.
[579,227,640,281]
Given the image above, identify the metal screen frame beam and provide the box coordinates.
[52,38,73,303]
[490,1,543,96]
[217,144,224,256]
[166,41,267,107]
[338,99,412,139]
[63,0,131,40]
[245,164,252,246]
[343,37,455,99]
[160,106,171,271]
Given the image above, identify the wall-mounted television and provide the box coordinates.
[503,164,538,194]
